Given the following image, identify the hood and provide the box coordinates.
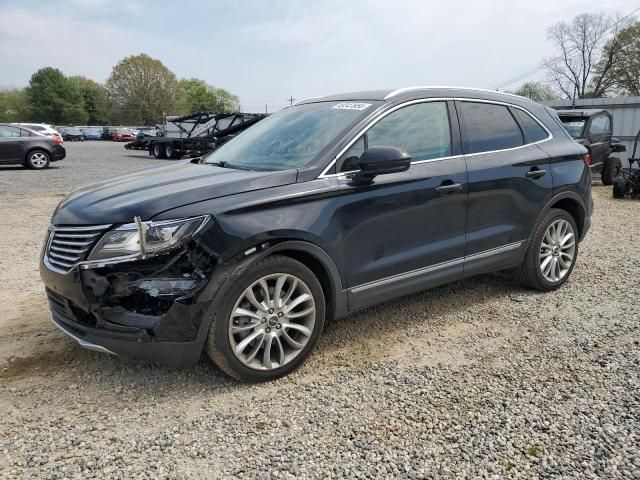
[52,160,298,225]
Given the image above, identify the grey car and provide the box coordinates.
[0,124,66,169]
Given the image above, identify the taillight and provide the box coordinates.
[583,153,592,166]
[53,136,63,144]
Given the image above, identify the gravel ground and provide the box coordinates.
[0,143,639,479]
[0,141,164,196]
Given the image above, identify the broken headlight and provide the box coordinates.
[87,216,210,262]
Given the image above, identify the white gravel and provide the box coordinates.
[0,143,638,479]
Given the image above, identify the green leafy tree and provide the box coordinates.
[512,82,558,101]
[0,88,30,122]
[69,76,109,124]
[25,67,88,124]
[594,22,640,96]
[106,54,182,125]
[178,78,240,113]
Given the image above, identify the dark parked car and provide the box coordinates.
[61,127,85,142]
[557,109,626,185]
[81,128,102,140]
[40,87,592,381]
[0,124,65,169]
[101,127,117,140]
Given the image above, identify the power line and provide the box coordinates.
[493,6,640,90]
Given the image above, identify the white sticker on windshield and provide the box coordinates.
[332,102,372,111]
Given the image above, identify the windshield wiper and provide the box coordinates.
[208,161,253,171]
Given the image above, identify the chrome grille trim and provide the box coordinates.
[44,224,111,273]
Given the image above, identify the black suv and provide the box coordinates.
[557,109,626,184]
[0,124,66,169]
[40,87,592,381]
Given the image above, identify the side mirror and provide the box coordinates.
[611,137,626,153]
[351,146,411,186]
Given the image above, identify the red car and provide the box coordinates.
[112,129,134,142]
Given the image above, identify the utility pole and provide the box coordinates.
[265,104,268,114]
[287,96,295,106]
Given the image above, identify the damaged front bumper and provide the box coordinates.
[40,245,215,366]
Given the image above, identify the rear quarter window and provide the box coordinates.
[511,108,549,143]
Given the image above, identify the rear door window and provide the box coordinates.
[459,102,524,154]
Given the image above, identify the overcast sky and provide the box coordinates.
[1,0,638,112]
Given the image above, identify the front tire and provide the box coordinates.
[601,157,622,185]
[26,150,50,170]
[516,208,578,291]
[206,255,325,382]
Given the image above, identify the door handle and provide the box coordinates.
[435,182,463,195]
[526,168,546,179]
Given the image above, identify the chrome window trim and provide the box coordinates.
[350,241,523,293]
[318,97,553,179]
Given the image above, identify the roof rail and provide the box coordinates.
[293,96,322,105]
[384,86,528,101]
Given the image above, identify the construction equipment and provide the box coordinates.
[125,112,266,160]
[613,128,640,198]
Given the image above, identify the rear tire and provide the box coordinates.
[601,157,622,185]
[613,177,629,199]
[25,150,50,170]
[206,255,325,382]
[516,208,578,291]
[165,144,180,159]
[152,143,166,159]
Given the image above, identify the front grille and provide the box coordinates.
[45,224,110,272]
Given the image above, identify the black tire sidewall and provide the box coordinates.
[526,209,579,290]
[602,157,622,185]
[206,255,325,382]
[26,150,50,169]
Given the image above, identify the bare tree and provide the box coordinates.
[544,13,628,99]
[510,81,558,101]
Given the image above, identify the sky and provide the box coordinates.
[0,0,638,112]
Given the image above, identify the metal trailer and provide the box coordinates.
[140,112,266,160]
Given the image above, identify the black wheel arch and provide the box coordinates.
[24,146,52,163]
[532,192,588,242]
[194,239,346,345]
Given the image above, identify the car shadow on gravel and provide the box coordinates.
[1,270,536,391]
[0,165,62,172]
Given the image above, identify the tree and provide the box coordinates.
[25,67,88,124]
[543,13,629,99]
[106,54,182,125]
[512,82,558,101]
[0,88,30,122]
[594,22,640,96]
[69,76,109,124]
[178,78,240,113]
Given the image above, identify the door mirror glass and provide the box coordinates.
[352,146,411,185]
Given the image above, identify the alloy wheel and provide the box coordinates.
[228,273,316,371]
[30,152,48,168]
[539,219,576,282]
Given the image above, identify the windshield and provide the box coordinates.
[204,101,378,171]
[559,117,586,139]
[67,128,81,134]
